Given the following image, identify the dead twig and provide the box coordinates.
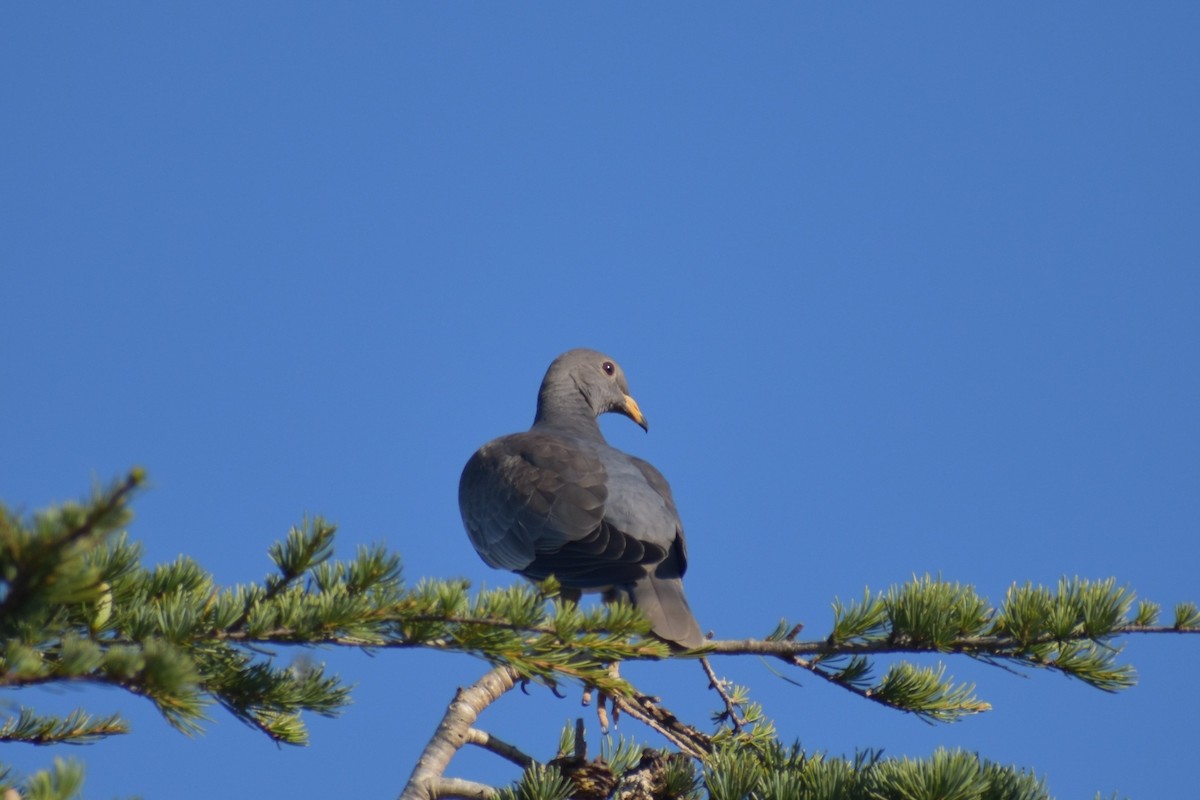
[700,656,744,732]
[465,727,534,769]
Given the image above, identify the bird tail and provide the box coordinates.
[627,576,705,649]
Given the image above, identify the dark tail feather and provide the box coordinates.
[628,576,705,649]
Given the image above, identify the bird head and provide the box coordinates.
[538,348,649,432]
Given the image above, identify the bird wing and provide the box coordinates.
[625,454,689,574]
[603,452,703,647]
[460,432,665,587]
[460,431,704,647]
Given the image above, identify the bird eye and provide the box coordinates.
[602,361,615,375]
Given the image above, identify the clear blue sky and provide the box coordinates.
[3,5,1198,798]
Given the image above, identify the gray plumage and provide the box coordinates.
[459,348,704,649]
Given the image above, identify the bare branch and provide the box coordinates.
[465,727,534,769]
[430,777,496,799]
[399,665,520,800]
[609,691,711,759]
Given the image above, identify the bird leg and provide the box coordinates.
[555,587,615,726]
[583,662,622,733]
[566,589,626,731]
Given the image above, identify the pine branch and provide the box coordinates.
[0,469,142,626]
[119,562,1200,730]
[1,758,86,800]
[0,709,128,745]
[697,576,1198,720]
[229,517,340,633]
[5,473,1198,800]
[707,625,1200,657]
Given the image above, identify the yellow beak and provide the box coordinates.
[622,394,649,432]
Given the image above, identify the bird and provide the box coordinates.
[458,348,704,649]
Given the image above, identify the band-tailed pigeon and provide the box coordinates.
[458,349,704,648]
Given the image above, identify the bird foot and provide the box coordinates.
[581,663,622,733]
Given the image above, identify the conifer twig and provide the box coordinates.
[700,656,744,732]
[0,470,142,620]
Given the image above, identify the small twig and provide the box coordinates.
[700,656,744,732]
[608,691,712,759]
[62,470,143,548]
[780,654,899,713]
[465,727,534,769]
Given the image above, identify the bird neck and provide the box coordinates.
[533,382,605,440]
